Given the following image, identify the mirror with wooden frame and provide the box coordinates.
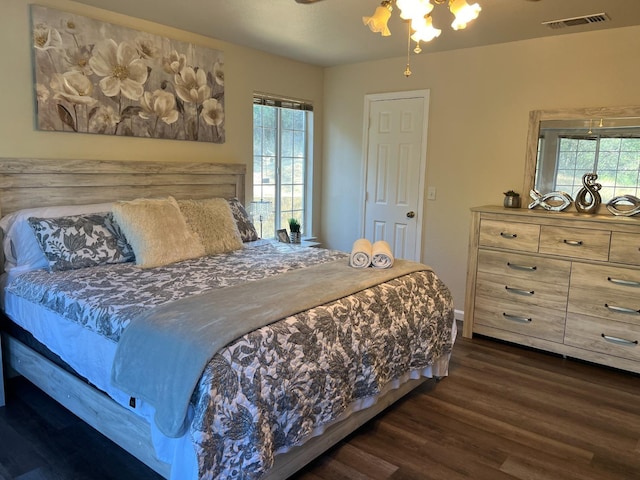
[523,105,640,206]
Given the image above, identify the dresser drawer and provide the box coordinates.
[476,271,569,311]
[477,249,570,280]
[568,263,640,326]
[565,313,640,363]
[474,296,565,343]
[610,232,640,266]
[479,219,540,252]
[539,226,610,261]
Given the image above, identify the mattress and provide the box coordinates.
[2,241,455,479]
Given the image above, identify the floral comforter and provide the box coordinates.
[6,242,454,479]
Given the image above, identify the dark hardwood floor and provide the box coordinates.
[1,327,639,480]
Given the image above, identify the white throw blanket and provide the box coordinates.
[349,238,372,268]
[372,240,394,268]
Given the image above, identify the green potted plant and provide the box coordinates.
[288,218,301,243]
[503,190,521,208]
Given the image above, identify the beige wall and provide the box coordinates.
[322,25,640,312]
[0,0,324,233]
[4,0,640,314]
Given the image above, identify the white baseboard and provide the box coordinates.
[454,309,464,322]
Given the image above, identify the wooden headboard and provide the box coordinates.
[0,158,246,216]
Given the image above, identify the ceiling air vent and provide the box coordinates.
[542,12,609,30]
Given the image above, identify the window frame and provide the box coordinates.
[252,94,313,239]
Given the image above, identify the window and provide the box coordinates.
[252,95,313,239]
[554,135,640,200]
[537,125,640,202]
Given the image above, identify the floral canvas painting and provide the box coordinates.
[31,5,225,143]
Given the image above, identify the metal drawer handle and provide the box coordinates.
[500,232,517,239]
[605,303,640,315]
[601,334,638,346]
[502,313,532,323]
[507,262,537,271]
[505,286,535,296]
[607,277,640,288]
[563,239,583,246]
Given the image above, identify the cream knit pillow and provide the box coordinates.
[112,196,205,268]
[178,198,244,255]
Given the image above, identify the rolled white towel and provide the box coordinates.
[371,240,394,268]
[350,238,372,268]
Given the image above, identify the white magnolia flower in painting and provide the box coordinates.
[213,61,224,87]
[201,98,224,127]
[89,105,121,132]
[36,83,50,103]
[135,36,159,65]
[89,39,149,100]
[64,46,93,76]
[162,50,187,75]
[33,23,63,51]
[139,89,179,125]
[174,67,211,104]
[60,17,80,36]
[51,71,98,107]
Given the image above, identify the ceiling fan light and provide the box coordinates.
[360,0,482,75]
[449,0,481,30]
[411,15,442,43]
[397,0,434,21]
[363,1,393,36]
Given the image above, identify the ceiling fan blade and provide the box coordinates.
[295,0,326,3]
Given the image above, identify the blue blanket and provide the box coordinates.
[111,258,430,437]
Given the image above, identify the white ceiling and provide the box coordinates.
[73,0,640,67]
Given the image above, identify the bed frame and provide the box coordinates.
[0,158,428,479]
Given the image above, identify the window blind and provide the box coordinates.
[253,93,313,111]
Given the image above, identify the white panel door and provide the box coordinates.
[363,92,428,261]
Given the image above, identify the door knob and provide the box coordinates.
[406,211,415,218]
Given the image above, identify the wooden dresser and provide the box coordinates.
[464,206,640,373]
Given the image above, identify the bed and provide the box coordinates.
[0,158,455,480]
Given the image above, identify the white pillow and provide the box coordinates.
[112,196,205,269]
[177,198,243,255]
[0,202,113,273]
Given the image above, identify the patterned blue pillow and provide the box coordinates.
[227,198,259,242]
[28,212,134,271]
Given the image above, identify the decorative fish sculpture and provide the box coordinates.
[606,195,640,216]
[528,189,573,211]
